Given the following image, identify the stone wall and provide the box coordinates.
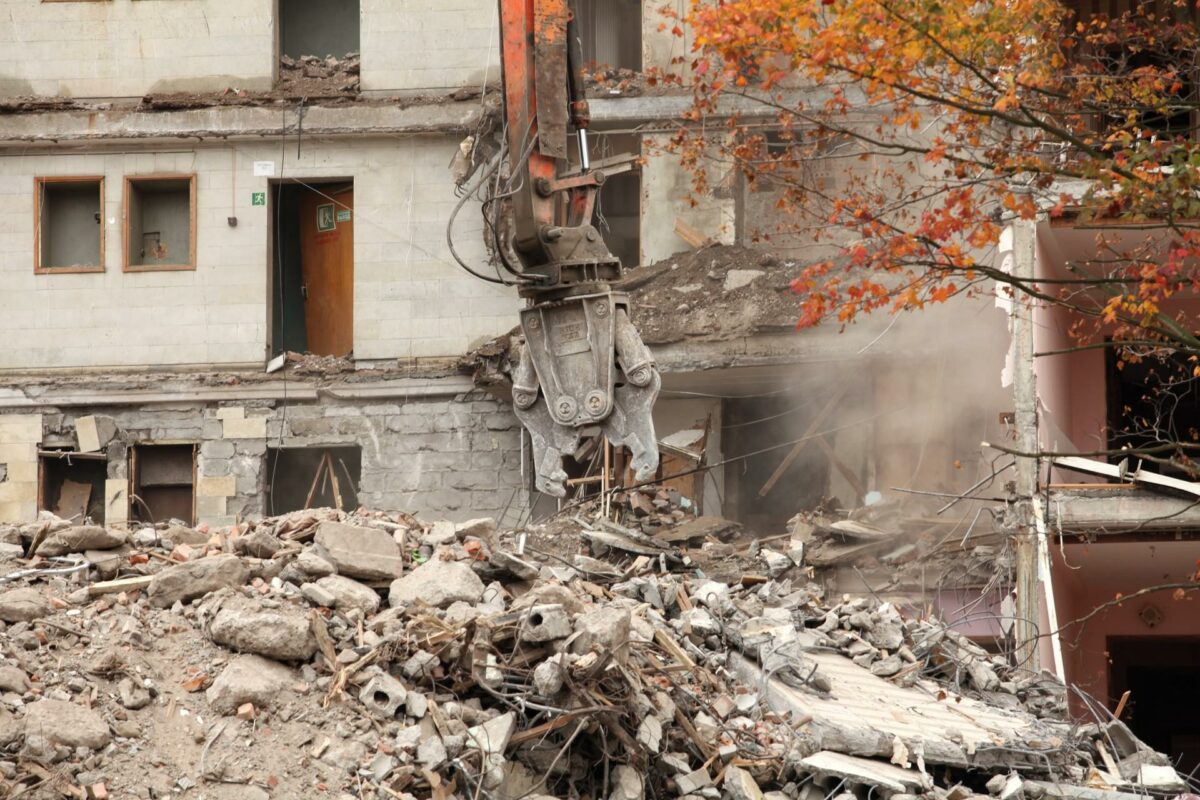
[0,393,526,527]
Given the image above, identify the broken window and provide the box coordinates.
[1108,637,1200,777]
[124,176,196,272]
[266,446,361,514]
[35,177,104,273]
[575,0,642,72]
[131,444,196,525]
[39,450,107,524]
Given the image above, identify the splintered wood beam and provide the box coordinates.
[758,385,848,498]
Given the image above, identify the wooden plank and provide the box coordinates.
[88,575,153,597]
[654,515,740,544]
[55,479,91,521]
[673,217,715,249]
[759,385,847,497]
[815,435,866,499]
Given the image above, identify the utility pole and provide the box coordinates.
[1009,213,1041,674]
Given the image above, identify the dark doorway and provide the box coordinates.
[722,395,830,534]
[131,444,196,525]
[271,181,354,358]
[266,446,361,513]
[39,451,106,524]
[1108,637,1200,777]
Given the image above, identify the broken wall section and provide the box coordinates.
[0,394,525,527]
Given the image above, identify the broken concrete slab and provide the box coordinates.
[466,711,515,755]
[205,595,317,661]
[22,699,112,749]
[799,751,933,793]
[206,654,296,715]
[0,587,51,622]
[0,665,32,694]
[147,554,250,607]
[571,605,631,660]
[313,574,381,614]
[359,673,408,719]
[519,604,571,642]
[724,765,764,800]
[295,549,336,577]
[34,525,126,556]
[313,521,404,580]
[388,553,485,608]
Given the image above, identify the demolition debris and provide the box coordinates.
[0,501,1184,799]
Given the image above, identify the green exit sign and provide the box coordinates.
[251,192,266,206]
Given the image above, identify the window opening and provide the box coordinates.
[131,444,196,525]
[35,177,104,273]
[125,176,196,271]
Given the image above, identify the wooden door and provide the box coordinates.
[298,185,354,357]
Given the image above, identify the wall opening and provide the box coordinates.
[131,444,196,525]
[1108,636,1200,777]
[125,176,196,271]
[35,177,104,273]
[1105,346,1200,474]
[266,445,361,513]
[271,181,355,358]
[722,395,831,533]
[39,450,106,524]
[280,0,360,60]
[576,0,642,71]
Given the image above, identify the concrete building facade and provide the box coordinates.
[0,0,1008,544]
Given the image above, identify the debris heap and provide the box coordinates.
[0,506,1184,799]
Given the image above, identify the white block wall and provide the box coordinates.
[360,0,499,93]
[0,137,519,369]
[0,0,276,97]
[0,0,502,99]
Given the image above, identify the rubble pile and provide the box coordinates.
[0,507,1186,800]
[277,53,361,96]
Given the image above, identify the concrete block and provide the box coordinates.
[75,416,100,453]
[222,416,267,439]
[215,406,246,421]
[0,414,41,444]
[196,495,228,519]
[0,481,36,504]
[6,460,38,483]
[197,475,235,497]
[105,479,128,524]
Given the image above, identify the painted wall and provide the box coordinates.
[0,0,499,98]
[1051,540,1200,711]
[0,137,518,370]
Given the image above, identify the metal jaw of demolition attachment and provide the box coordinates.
[511,290,660,496]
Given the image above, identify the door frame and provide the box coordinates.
[266,178,354,361]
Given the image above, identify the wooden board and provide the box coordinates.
[299,185,354,357]
[55,479,92,521]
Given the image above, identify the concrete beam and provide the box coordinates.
[1048,487,1200,532]
[0,101,483,148]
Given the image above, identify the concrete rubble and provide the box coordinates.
[0,504,1186,799]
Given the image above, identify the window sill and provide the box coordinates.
[35,266,104,275]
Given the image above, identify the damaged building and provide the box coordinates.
[0,0,1198,792]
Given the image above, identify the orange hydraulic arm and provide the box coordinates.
[493,0,660,496]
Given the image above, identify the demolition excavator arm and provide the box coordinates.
[484,0,661,496]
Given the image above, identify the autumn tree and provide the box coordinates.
[665,0,1200,472]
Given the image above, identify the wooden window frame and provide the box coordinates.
[123,173,197,273]
[34,176,106,275]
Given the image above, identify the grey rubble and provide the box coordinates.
[0,505,1177,800]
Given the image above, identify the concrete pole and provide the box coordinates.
[1010,214,1041,674]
